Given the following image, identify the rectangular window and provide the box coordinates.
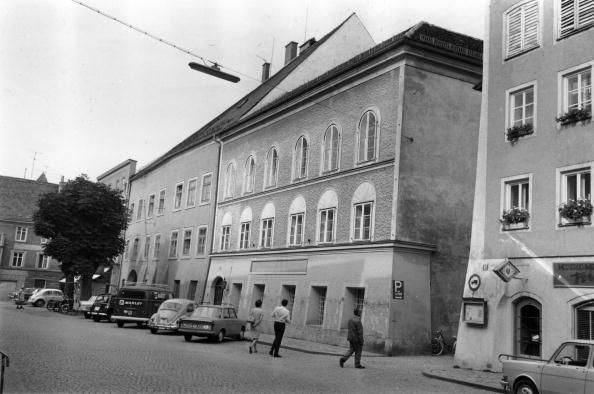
[563,169,591,201]
[143,236,151,259]
[174,280,180,298]
[147,194,155,218]
[307,286,327,326]
[196,227,207,255]
[11,251,24,267]
[136,199,144,221]
[34,279,46,288]
[37,254,50,269]
[342,287,365,328]
[200,174,212,204]
[318,208,336,243]
[260,218,274,248]
[559,0,594,38]
[239,222,251,249]
[506,180,530,210]
[505,0,540,58]
[220,225,231,251]
[182,229,192,256]
[124,239,130,259]
[187,280,198,300]
[131,238,139,260]
[15,226,28,242]
[157,189,166,215]
[502,176,531,230]
[353,202,373,241]
[173,183,184,210]
[559,166,592,225]
[153,234,161,259]
[129,203,135,221]
[509,86,535,128]
[186,178,197,208]
[563,68,592,113]
[169,231,179,258]
[289,213,304,246]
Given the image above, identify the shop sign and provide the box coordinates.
[392,280,404,300]
[553,262,594,287]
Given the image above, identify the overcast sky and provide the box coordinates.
[0,0,488,184]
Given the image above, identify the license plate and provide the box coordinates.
[94,306,100,311]
[124,310,133,316]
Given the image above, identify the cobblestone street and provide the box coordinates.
[0,301,492,393]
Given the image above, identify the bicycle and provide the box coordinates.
[431,329,457,356]
[59,298,75,314]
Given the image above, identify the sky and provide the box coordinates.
[0,0,488,184]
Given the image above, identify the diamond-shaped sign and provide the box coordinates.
[493,259,520,282]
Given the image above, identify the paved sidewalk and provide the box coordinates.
[256,333,503,393]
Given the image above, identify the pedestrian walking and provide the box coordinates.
[247,299,264,354]
[339,308,365,369]
[269,299,290,358]
[16,287,25,309]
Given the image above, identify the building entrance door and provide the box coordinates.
[515,298,542,357]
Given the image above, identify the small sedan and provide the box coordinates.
[500,340,594,394]
[89,294,114,322]
[148,298,197,334]
[178,304,246,343]
[78,296,98,319]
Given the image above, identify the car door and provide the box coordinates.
[540,343,589,394]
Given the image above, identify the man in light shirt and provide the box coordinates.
[269,299,291,358]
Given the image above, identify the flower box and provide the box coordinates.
[555,108,592,126]
[506,123,534,143]
[500,207,530,230]
[559,199,593,226]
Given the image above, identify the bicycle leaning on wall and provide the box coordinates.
[431,329,457,356]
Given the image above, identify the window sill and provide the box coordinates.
[557,24,594,41]
[504,45,540,61]
[501,222,529,231]
[559,217,591,227]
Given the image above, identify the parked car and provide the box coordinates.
[89,293,115,322]
[111,284,173,328]
[78,296,98,319]
[178,304,246,343]
[500,340,594,394]
[148,298,197,334]
[23,288,40,301]
[28,288,64,307]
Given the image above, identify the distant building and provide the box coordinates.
[0,174,61,297]
[456,0,594,371]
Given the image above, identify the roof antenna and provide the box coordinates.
[304,6,309,41]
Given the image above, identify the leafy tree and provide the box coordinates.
[33,177,129,300]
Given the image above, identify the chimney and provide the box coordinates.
[284,41,298,65]
[261,62,270,82]
[299,38,316,55]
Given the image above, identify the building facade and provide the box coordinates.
[456,0,594,371]
[0,175,61,298]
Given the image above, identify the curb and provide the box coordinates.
[421,369,503,393]
[255,339,386,357]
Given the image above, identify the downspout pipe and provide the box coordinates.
[201,135,223,303]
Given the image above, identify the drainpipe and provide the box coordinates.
[201,135,223,303]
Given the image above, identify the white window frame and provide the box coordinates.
[356,109,380,165]
[157,188,166,215]
[244,156,256,195]
[264,147,279,189]
[186,178,198,208]
[169,230,179,258]
[505,81,537,133]
[136,199,144,221]
[260,218,274,248]
[504,0,541,59]
[124,239,130,259]
[558,63,593,115]
[147,193,156,218]
[173,182,184,211]
[321,124,341,173]
[352,201,374,241]
[143,235,151,259]
[288,212,305,246]
[557,0,594,38]
[200,173,213,205]
[36,253,50,269]
[196,226,208,256]
[239,221,251,249]
[182,228,193,257]
[131,237,139,260]
[292,136,309,181]
[11,251,25,267]
[153,234,161,259]
[15,226,28,242]
[224,163,236,199]
[556,161,593,227]
[220,225,231,251]
[500,173,533,231]
[318,207,336,244]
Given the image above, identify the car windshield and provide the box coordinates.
[190,306,221,318]
[160,301,182,311]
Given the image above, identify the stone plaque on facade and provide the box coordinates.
[553,263,594,287]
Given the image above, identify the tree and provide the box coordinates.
[34,177,129,300]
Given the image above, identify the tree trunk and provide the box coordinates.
[64,273,75,300]
[80,273,93,301]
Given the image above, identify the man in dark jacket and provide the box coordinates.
[339,308,365,369]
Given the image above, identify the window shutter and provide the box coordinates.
[523,1,539,50]
[506,1,539,58]
[578,0,594,27]
[560,0,576,37]
[507,6,523,57]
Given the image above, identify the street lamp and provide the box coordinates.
[188,62,240,83]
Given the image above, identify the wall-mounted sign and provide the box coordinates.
[392,280,404,300]
[462,298,487,327]
[553,262,594,287]
[468,274,481,291]
[493,259,520,282]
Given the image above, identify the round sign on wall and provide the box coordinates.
[468,274,481,291]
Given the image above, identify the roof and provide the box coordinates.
[0,175,59,222]
[134,21,482,178]
[97,159,137,180]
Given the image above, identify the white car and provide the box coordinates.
[78,296,98,319]
[28,288,64,307]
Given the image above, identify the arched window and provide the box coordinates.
[351,182,376,241]
[357,110,378,163]
[515,297,541,357]
[288,196,306,246]
[265,147,279,188]
[322,124,340,172]
[239,207,253,249]
[244,156,256,194]
[293,136,308,180]
[259,202,275,248]
[224,163,236,199]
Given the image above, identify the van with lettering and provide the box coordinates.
[111,284,173,328]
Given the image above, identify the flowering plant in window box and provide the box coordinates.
[500,207,530,229]
[558,199,593,224]
[506,123,534,143]
[555,108,592,126]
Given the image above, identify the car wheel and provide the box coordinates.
[116,321,124,328]
[431,339,444,356]
[136,322,144,327]
[84,313,91,319]
[34,299,44,307]
[184,334,192,342]
[93,316,101,322]
[150,327,158,334]
[217,330,225,343]
[514,380,538,394]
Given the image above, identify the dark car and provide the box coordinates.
[89,293,115,322]
[111,284,173,328]
[178,304,246,343]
